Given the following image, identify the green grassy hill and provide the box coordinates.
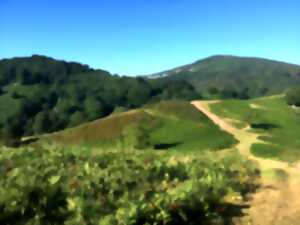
[0,55,199,145]
[42,101,238,151]
[209,96,300,162]
[151,55,300,98]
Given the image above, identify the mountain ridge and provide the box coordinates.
[148,55,300,98]
[148,55,300,78]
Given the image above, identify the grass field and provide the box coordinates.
[42,101,238,152]
[210,96,300,162]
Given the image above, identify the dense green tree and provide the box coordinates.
[208,87,219,95]
[161,81,199,100]
[48,113,67,131]
[33,111,51,134]
[84,97,106,121]
[68,111,86,127]
[65,85,85,102]
[16,68,31,84]
[260,87,269,96]
[237,88,250,99]
[126,78,152,107]
[11,91,23,99]
[286,86,300,106]
[220,89,238,99]
[55,98,78,114]
[23,118,35,136]
[1,117,25,147]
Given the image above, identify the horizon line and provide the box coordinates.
[1,53,300,76]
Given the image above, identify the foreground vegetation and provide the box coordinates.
[0,145,258,225]
[45,101,237,151]
[210,96,300,162]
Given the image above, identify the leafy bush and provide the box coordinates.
[0,146,258,225]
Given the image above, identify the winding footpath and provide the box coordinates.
[192,100,300,225]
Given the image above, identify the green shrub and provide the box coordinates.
[286,86,300,106]
[0,146,258,225]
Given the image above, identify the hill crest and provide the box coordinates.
[148,55,300,98]
[149,55,300,78]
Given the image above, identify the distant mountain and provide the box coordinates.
[150,55,300,98]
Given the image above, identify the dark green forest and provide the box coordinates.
[0,55,200,146]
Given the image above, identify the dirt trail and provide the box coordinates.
[191,100,300,225]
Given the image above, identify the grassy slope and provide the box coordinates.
[210,96,300,162]
[154,55,300,97]
[43,101,238,152]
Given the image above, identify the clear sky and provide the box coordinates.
[0,0,299,75]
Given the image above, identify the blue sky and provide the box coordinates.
[0,0,299,75]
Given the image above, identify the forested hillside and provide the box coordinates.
[151,55,300,99]
[0,55,200,146]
